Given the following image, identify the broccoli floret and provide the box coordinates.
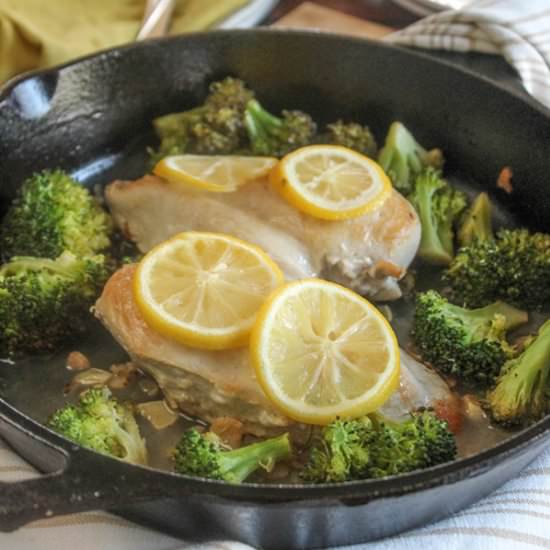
[444,229,550,309]
[323,120,377,157]
[301,416,375,483]
[368,411,456,477]
[486,320,550,426]
[0,252,109,354]
[173,428,291,483]
[408,169,467,266]
[48,387,147,465]
[153,107,240,158]
[378,122,444,195]
[205,77,256,111]
[244,99,317,157]
[457,192,493,247]
[0,170,112,260]
[302,411,456,483]
[153,78,317,159]
[152,77,254,160]
[412,290,528,386]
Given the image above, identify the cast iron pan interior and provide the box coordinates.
[0,30,549,547]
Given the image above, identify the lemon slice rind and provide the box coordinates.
[270,145,392,220]
[134,232,284,350]
[154,154,278,193]
[250,278,400,424]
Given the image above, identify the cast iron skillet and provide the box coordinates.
[0,30,549,549]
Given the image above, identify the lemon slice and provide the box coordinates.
[250,279,400,424]
[154,154,278,192]
[270,145,392,220]
[134,232,284,350]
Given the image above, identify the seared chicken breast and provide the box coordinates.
[106,175,421,300]
[95,266,461,435]
[96,265,291,436]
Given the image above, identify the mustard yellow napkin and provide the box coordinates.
[0,0,250,83]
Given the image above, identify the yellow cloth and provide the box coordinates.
[0,0,249,83]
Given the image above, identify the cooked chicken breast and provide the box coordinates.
[106,175,421,300]
[95,265,461,435]
[95,265,291,436]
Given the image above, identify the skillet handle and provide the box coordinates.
[0,404,157,532]
[0,468,120,531]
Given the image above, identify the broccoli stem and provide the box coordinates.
[378,122,444,195]
[416,179,451,265]
[446,300,528,336]
[378,122,423,180]
[246,99,283,130]
[218,433,291,483]
[409,169,467,266]
[458,192,493,247]
[244,99,283,147]
[0,255,73,277]
[487,320,550,426]
[244,110,267,143]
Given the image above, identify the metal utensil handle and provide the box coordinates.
[137,0,175,41]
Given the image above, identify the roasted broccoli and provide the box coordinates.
[412,290,528,386]
[173,428,291,483]
[204,77,256,111]
[153,78,385,160]
[444,229,550,309]
[301,415,374,483]
[457,192,493,247]
[323,120,377,157]
[486,320,550,426]
[378,122,444,195]
[0,252,109,353]
[0,170,112,260]
[302,411,456,483]
[408,168,467,266]
[244,98,316,157]
[152,77,254,160]
[48,387,147,465]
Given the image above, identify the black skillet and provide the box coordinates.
[0,30,550,549]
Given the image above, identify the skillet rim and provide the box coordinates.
[0,28,549,502]
[2,27,550,118]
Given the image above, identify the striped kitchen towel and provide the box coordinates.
[1,433,550,550]
[386,0,550,110]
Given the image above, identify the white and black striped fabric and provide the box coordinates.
[387,0,550,110]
